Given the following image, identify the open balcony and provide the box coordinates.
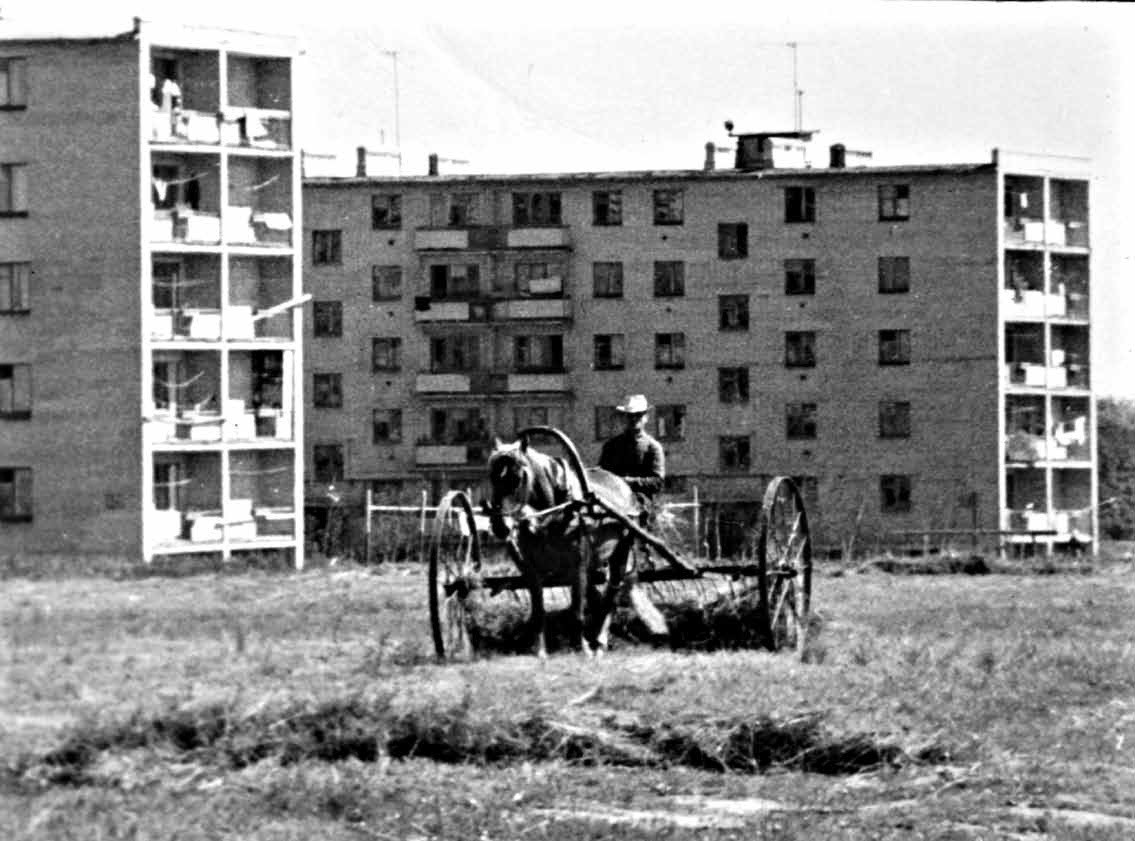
[223,54,292,151]
[148,451,222,547]
[151,152,222,245]
[1003,174,1045,246]
[227,450,297,542]
[228,255,294,341]
[1048,179,1089,249]
[414,442,489,466]
[1050,254,1090,320]
[1052,325,1090,390]
[149,254,220,340]
[225,350,294,442]
[149,48,221,146]
[225,158,293,247]
[147,351,224,444]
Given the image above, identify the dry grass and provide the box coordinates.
[3,559,1135,839]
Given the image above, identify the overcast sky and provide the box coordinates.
[9,0,1135,397]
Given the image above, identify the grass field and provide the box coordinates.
[3,559,1135,839]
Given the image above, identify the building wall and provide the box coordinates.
[0,39,143,555]
[302,165,1005,548]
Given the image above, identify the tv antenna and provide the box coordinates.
[382,50,402,174]
[787,41,803,132]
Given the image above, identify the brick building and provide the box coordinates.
[0,19,305,563]
[302,134,1095,554]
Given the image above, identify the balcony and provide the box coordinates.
[414,229,470,250]
[1001,289,1068,320]
[414,442,488,466]
[416,373,474,394]
[1003,361,1089,390]
[506,372,569,393]
[413,299,492,323]
[507,227,570,249]
[493,297,572,321]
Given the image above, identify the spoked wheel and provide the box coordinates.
[756,477,813,653]
[428,490,482,662]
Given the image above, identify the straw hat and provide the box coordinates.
[615,394,651,414]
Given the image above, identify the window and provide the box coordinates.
[653,188,684,225]
[373,409,403,444]
[0,163,28,215]
[878,184,910,221]
[593,262,624,298]
[0,467,32,521]
[311,230,341,265]
[879,401,912,438]
[312,301,342,338]
[784,186,815,223]
[880,474,912,513]
[371,265,402,301]
[512,191,562,226]
[430,334,480,372]
[878,257,910,294]
[429,263,480,298]
[785,331,816,368]
[429,192,477,227]
[312,444,344,483]
[785,259,816,295]
[430,407,486,443]
[786,402,817,440]
[593,334,625,370]
[653,261,685,297]
[594,406,622,440]
[718,223,748,259]
[654,332,686,369]
[0,58,28,108]
[593,190,623,226]
[513,334,563,372]
[655,404,687,442]
[372,338,402,372]
[0,263,30,313]
[0,364,31,418]
[719,294,749,331]
[878,329,911,365]
[720,436,751,472]
[718,367,749,404]
[371,194,402,229]
[312,373,342,409]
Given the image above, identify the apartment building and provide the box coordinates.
[300,134,1094,554]
[0,19,305,563]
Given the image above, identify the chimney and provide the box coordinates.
[428,153,439,176]
[829,143,846,169]
[704,141,716,171]
[356,146,367,177]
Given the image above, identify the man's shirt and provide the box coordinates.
[598,429,665,497]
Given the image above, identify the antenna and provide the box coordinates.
[381,50,402,175]
[787,41,803,132]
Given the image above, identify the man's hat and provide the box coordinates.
[615,394,651,414]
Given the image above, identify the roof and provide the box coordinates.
[0,18,139,44]
[304,162,997,189]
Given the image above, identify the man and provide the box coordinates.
[599,394,665,501]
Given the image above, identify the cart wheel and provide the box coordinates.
[756,477,813,653]
[429,490,482,661]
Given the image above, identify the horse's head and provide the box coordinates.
[486,437,533,538]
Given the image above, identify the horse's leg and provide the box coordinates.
[591,533,634,654]
[507,538,547,660]
[572,540,593,658]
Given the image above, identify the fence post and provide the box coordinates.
[691,485,700,560]
[364,486,373,565]
[418,489,428,563]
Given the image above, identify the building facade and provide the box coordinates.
[0,20,305,563]
[302,137,1095,555]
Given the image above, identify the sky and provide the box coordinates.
[6,0,1135,397]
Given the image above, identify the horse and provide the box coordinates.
[485,436,642,659]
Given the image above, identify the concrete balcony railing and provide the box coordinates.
[493,297,572,321]
[414,443,488,466]
[415,373,474,393]
[414,229,470,250]
[1004,363,1090,390]
[506,226,571,249]
[506,372,569,392]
